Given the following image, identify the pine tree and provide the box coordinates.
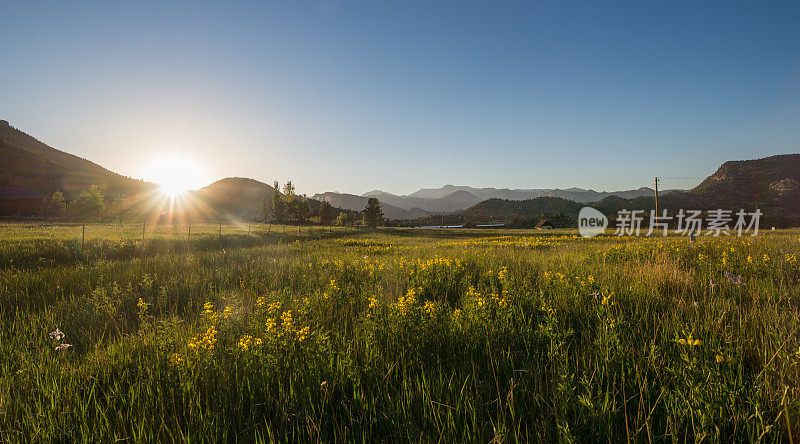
[362,197,384,228]
[319,201,335,226]
[271,181,285,222]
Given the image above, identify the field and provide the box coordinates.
[1,222,799,442]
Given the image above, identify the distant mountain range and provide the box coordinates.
[311,192,433,220]
[463,154,800,227]
[2,119,798,225]
[316,185,673,218]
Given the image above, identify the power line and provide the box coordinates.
[654,177,659,214]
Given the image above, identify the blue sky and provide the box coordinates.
[2,1,799,195]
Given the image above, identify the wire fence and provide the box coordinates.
[0,219,360,244]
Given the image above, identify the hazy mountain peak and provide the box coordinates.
[362,189,397,198]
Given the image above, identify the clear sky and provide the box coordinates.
[2,1,800,195]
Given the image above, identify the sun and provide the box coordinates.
[142,155,207,196]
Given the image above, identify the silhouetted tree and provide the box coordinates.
[279,181,309,225]
[72,185,105,247]
[50,190,66,216]
[287,198,310,225]
[72,185,104,222]
[319,201,335,226]
[336,212,355,226]
[362,197,384,228]
[272,181,285,222]
[261,190,272,223]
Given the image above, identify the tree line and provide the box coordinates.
[45,181,386,229]
[264,181,384,228]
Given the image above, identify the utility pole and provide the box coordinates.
[654,177,659,215]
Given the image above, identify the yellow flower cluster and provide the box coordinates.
[265,317,276,334]
[189,301,220,351]
[413,256,464,274]
[368,295,379,309]
[677,330,702,347]
[338,238,393,248]
[469,286,508,311]
[170,352,183,366]
[202,301,219,324]
[715,351,736,363]
[448,235,577,248]
[137,298,148,312]
[281,310,294,330]
[423,301,436,316]
[394,288,419,315]
[237,334,263,351]
[274,310,311,342]
[188,325,218,351]
[489,292,507,308]
[542,271,596,291]
[296,326,310,342]
[786,253,798,264]
[542,271,566,282]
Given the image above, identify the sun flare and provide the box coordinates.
[142,155,208,197]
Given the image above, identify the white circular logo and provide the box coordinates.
[578,207,608,238]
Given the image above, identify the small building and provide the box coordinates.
[535,219,554,230]
[0,186,43,217]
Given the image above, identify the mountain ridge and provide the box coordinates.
[3,119,798,225]
[0,120,149,196]
[345,185,674,217]
[459,153,800,227]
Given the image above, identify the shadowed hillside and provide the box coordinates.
[194,177,277,221]
[0,120,150,197]
[690,154,800,208]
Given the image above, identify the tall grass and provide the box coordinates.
[1,224,798,441]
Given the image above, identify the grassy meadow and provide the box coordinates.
[1,222,799,441]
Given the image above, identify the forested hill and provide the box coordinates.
[0,120,151,197]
